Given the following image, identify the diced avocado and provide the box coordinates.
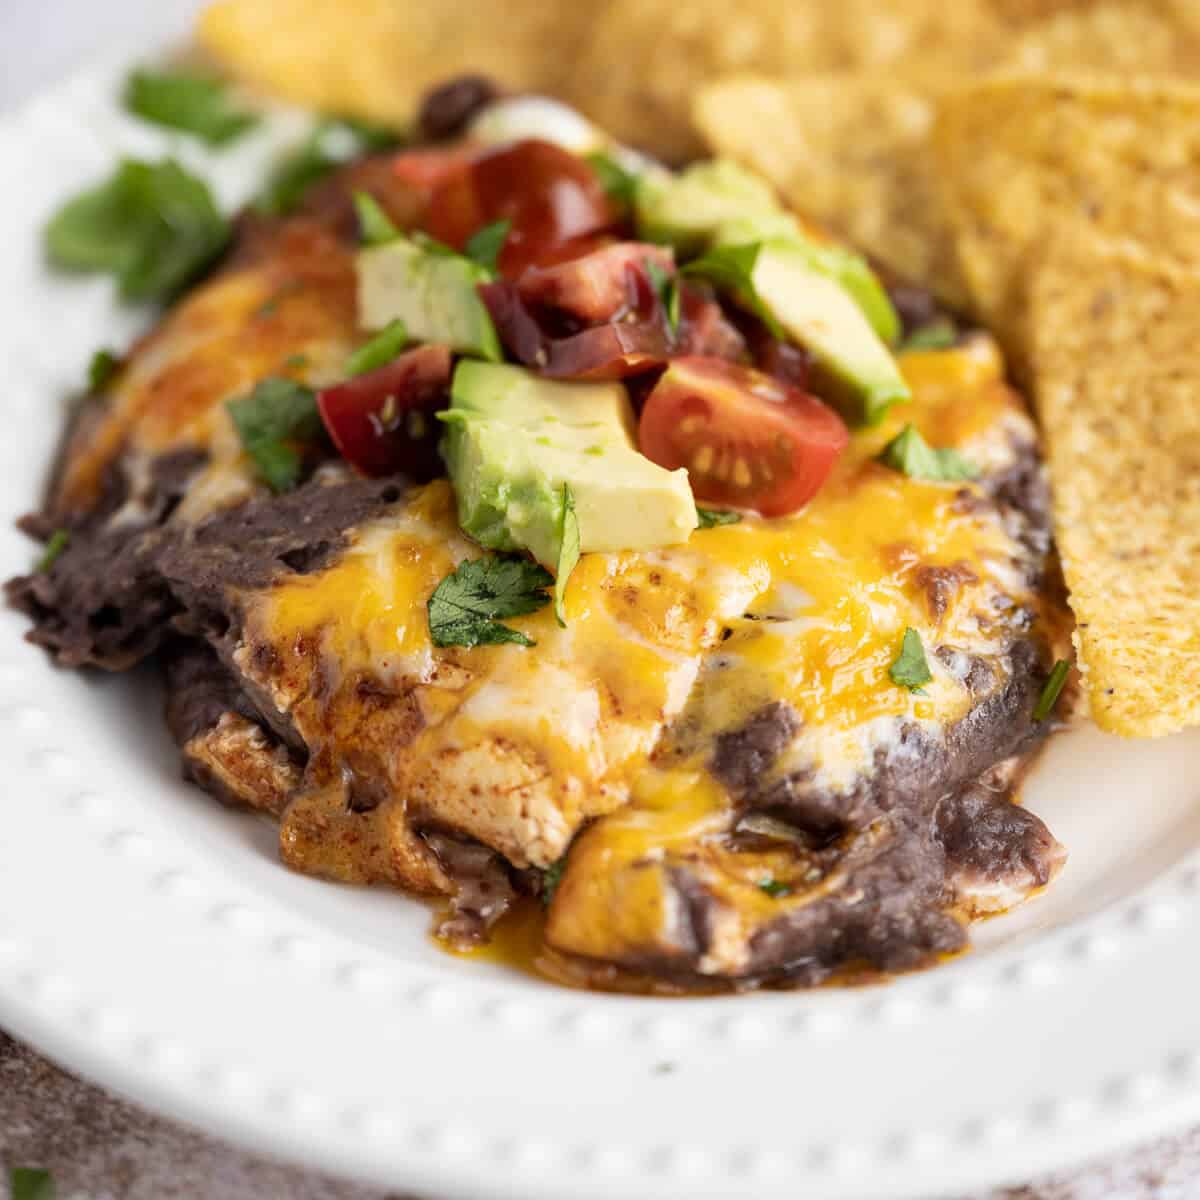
[357,238,501,361]
[714,220,900,345]
[635,159,780,253]
[441,362,697,571]
[749,244,910,424]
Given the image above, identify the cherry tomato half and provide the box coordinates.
[423,139,616,276]
[317,344,452,480]
[638,357,849,517]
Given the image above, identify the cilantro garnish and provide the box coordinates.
[427,556,553,648]
[1034,659,1071,721]
[344,319,408,376]
[890,627,932,691]
[257,118,403,217]
[542,857,567,906]
[465,219,511,274]
[759,878,791,898]
[45,158,230,303]
[87,348,120,391]
[879,424,978,483]
[123,69,259,146]
[899,317,958,354]
[226,377,322,493]
[353,190,400,246]
[554,483,581,626]
[681,242,784,339]
[36,529,69,572]
[9,1168,55,1200]
[585,152,639,208]
[696,507,742,529]
[645,260,681,336]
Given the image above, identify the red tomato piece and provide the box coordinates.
[317,344,453,480]
[518,242,675,323]
[424,139,615,276]
[391,146,476,194]
[638,357,849,516]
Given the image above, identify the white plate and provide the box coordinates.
[3,59,1200,1200]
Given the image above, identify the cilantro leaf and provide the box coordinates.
[759,878,791,898]
[9,1168,55,1200]
[257,119,404,217]
[353,190,400,245]
[45,158,230,303]
[879,424,978,483]
[344,319,408,376]
[36,529,69,572]
[890,627,932,691]
[542,857,567,906]
[586,152,639,208]
[428,556,553,648]
[899,317,958,353]
[123,69,259,146]
[1034,659,1071,721]
[465,219,511,274]
[88,347,120,391]
[645,260,681,336]
[696,507,741,529]
[554,483,581,626]
[682,242,784,339]
[227,377,322,492]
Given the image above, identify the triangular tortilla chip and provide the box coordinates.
[693,72,968,309]
[1029,234,1200,737]
[934,74,1200,353]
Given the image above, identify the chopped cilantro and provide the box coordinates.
[353,190,400,245]
[87,347,120,391]
[890,627,933,691]
[344,319,408,376]
[682,242,784,339]
[226,377,322,493]
[645,260,681,336]
[123,69,259,146]
[696,507,742,529]
[1034,659,1071,721]
[542,857,567,906]
[45,158,230,302]
[36,529,69,572]
[759,879,791,898]
[257,118,403,217]
[465,219,511,274]
[427,556,553,648]
[554,483,581,626]
[899,317,958,353]
[585,152,639,208]
[9,1168,55,1200]
[879,424,978,483]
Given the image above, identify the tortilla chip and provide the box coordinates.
[986,0,1094,25]
[1028,234,1200,737]
[199,0,600,127]
[934,74,1200,351]
[1006,0,1200,75]
[562,0,1006,162]
[693,72,968,309]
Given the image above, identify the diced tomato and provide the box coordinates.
[638,357,848,516]
[391,146,477,194]
[518,242,675,324]
[317,344,452,480]
[424,139,616,276]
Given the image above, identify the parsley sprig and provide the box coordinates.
[879,424,978,483]
[428,556,553,648]
[123,69,259,146]
[45,158,230,303]
[227,378,322,493]
[890,627,932,692]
